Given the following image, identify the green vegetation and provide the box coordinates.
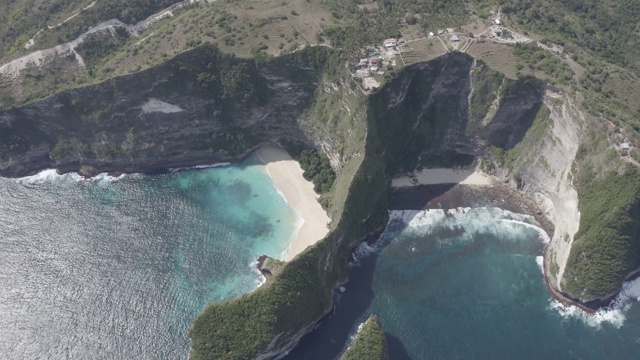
[322,0,468,53]
[499,0,640,71]
[50,138,93,162]
[298,149,336,194]
[468,64,503,129]
[76,27,131,74]
[341,315,389,360]
[563,167,640,301]
[0,0,181,60]
[512,43,574,85]
[210,128,258,156]
[487,105,552,173]
[189,50,390,359]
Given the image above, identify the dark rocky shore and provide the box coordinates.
[388,181,608,313]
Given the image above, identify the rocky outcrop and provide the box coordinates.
[0,45,322,177]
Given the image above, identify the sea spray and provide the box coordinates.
[284,206,640,360]
[549,301,627,329]
[14,169,130,185]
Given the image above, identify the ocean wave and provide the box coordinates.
[389,207,547,245]
[608,276,640,310]
[349,242,378,267]
[549,300,627,329]
[168,162,230,172]
[547,259,640,328]
[15,169,130,184]
[250,259,268,289]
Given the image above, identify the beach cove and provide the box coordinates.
[0,146,329,359]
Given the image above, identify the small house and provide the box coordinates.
[370,66,379,72]
[371,58,379,64]
[428,32,435,37]
[377,71,385,76]
[438,29,445,35]
[451,35,460,42]
[621,142,631,150]
[494,19,501,25]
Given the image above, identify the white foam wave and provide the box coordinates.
[15,169,82,184]
[341,320,367,356]
[15,169,130,185]
[349,242,378,267]
[282,214,305,260]
[250,259,267,289]
[389,207,546,245]
[500,219,551,244]
[536,256,544,272]
[608,276,640,310]
[168,162,230,172]
[547,260,640,328]
[549,300,626,329]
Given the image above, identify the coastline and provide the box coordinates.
[387,167,604,313]
[255,145,330,262]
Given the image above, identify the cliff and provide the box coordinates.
[341,315,389,360]
[0,44,326,177]
[2,46,639,358]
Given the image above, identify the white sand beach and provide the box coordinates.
[256,145,330,261]
[391,167,493,188]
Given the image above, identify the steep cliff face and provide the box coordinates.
[0,45,324,177]
[2,47,637,358]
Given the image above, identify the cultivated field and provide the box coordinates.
[465,41,518,78]
[401,37,448,65]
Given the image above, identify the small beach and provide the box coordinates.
[255,145,330,261]
[391,167,493,187]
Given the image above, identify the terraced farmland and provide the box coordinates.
[401,38,448,65]
[466,41,518,78]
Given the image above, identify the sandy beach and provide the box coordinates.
[255,145,330,261]
[391,167,493,188]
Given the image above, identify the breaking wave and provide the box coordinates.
[14,169,132,184]
[168,163,230,172]
[389,207,548,244]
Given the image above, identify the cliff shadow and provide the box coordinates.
[386,332,413,360]
[281,245,381,360]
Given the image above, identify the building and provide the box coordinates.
[621,142,631,150]
[428,32,435,37]
[370,66,379,72]
[494,19,501,25]
[377,71,385,76]
[451,35,460,42]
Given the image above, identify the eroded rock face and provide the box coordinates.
[0,46,321,177]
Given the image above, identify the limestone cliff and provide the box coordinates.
[0,45,325,177]
[2,48,638,358]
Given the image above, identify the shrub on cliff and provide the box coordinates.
[563,166,640,301]
[342,315,389,360]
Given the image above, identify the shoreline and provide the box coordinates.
[5,151,619,312]
[255,145,330,262]
[387,167,606,313]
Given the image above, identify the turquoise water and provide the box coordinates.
[286,208,640,359]
[0,156,297,359]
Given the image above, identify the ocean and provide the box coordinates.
[0,156,298,359]
[284,208,640,360]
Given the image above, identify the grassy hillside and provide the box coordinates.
[341,315,388,360]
